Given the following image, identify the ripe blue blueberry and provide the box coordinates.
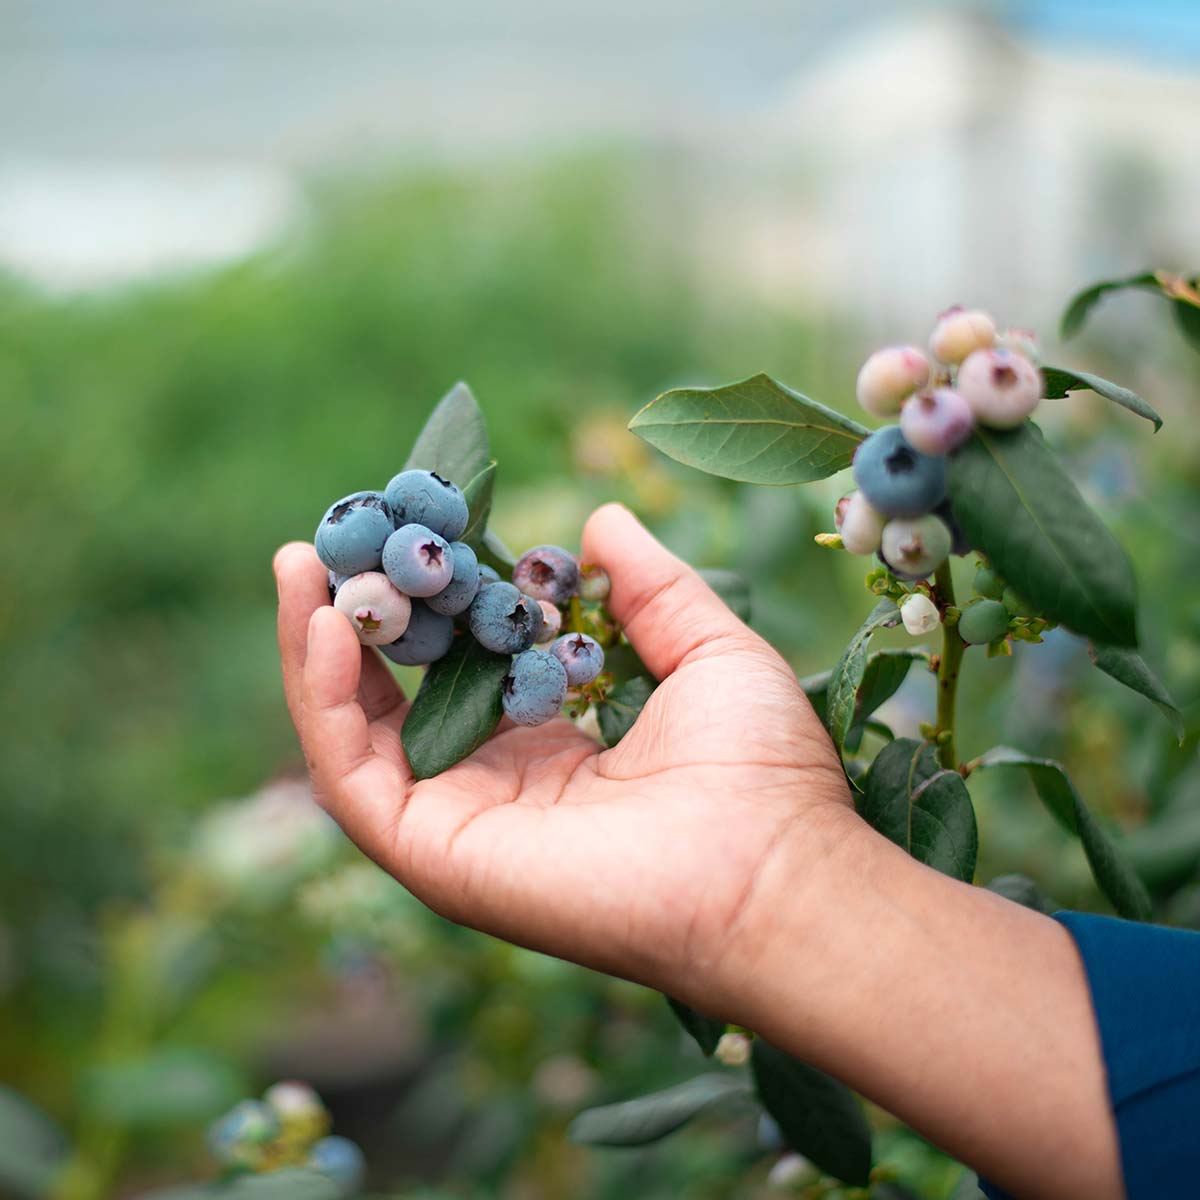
[384,469,469,541]
[551,632,605,686]
[379,600,454,666]
[333,572,412,645]
[314,491,394,576]
[880,514,953,579]
[502,649,568,726]
[309,1135,366,1197]
[852,425,946,518]
[899,387,974,455]
[513,545,580,605]
[467,581,544,654]
[477,564,502,589]
[426,540,480,616]
[382,524,455,597]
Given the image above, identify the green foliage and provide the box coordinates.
[598,677,655,748]
[1040,364,1161,430]
[567,1075,750,1147]
[972,748,1151,920]
[628,373,867,485]
[823,601,903,752]
[401,637,511,780]
[1061,269,1200,352]
[135,1169,343,1200]
[749,1041,872,1186]
[948,425,1137,645]
[0,1086,69,1199]
[664,998,726,1057]
[404,381,493,480]
[1089,644,1184,743]
[859,740,978,883]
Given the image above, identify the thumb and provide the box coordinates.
[581,503,756,680]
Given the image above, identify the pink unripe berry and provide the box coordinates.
[957,348,1041,429]
[929,307,996,365]
[835,490,886,556]
[855,345,932,417]
[535,600,563,644]
[997,326,1040,364]
[881,515,952,578]
[334,572,412,645]
[899,388,974,455]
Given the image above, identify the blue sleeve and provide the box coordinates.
[980,911,1200,1200]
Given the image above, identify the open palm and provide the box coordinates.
[275,503,854,1011]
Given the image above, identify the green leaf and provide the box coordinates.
[698,568,751,622]
[1059,272,1160,340]
[803,649,926,739]
[824,602,902,751]
[947,425,1137,646]
[0,1086,69,1199]
[134,1169,343,1200]
[401,636,510,780]
[567,1075,750,1147]
[1040,364,1161,431]
[973,747,1151,920]
[628,372,868,485]
[1172,297,1200,352]
[1123,804,1200,890]
[458,461,496,549]
[665,996,726,1057]
[405,381,492,485]
[750,1041,872,1186]
[859,739,977,882]
[478,527,516,574]
[1089,644,1184,743]
[598,677,654,747]
[984,873,1057,914]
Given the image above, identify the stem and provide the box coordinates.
[933,560,966,771]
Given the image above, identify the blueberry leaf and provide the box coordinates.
[1089,643,1184,743]
[567,1074,750,1147]
[824,601,902,751]
[804,649,926,742]
[972,746,1151,920]
[1040,364,1161,431]
[1171,297,1200,352]
[133,1170,342,1200]
[698,568,751,622]
[0,1085,70,1200]
[459,461,496,550]
[598,677,654,747]
[628,372,868,485]
[664,996,726,1057]
[859,738,977,882]
[405,380,492,486]
[948,425,1138,646]
[478,527,517,573]
[1059,272,1160,340]
[750,1041,872,1186]
[401,636,510,780]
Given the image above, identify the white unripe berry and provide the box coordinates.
[835,491,886,556]
[535,601,563,644]
[855,346,932,417]
[900,593,941,636]
[957,348,1042,429]
[881,515,953,579]
[714,1032,752,1067]
[929,307,997,365]
[334,572,412,645]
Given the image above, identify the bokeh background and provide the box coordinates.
[3,2,1199,1197]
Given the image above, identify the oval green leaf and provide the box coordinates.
[665,996,726,1057]
[1040,364,1161,431]
[1059,272,1160,340]
[824,601,902,751]
[1089,643,1184,743]
[405,381,492,485]
[567,1074,750,1147]
[135,1169,342,1200]
[859,739,978,882]
[804,648,926,742]
[597,676,654,748]
[973,747,1151,920]
[401,636,510,780]
[948,425,1137,646]
[458,461,496,550]
[628,373,868,485]
[750,1041,872,1186]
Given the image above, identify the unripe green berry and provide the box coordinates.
[958,599,1010,645]
[972,564,1005,600]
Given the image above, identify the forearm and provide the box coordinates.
[712,810,1122,1200]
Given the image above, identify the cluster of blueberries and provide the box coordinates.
[837,306,1043,582]
[315,468,607,727]
[207,1081,364,1196]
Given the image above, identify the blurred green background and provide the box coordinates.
[3,2,1200,1198]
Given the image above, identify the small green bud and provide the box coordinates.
[919,721,937,740]
[936,729,953,745]
[814,532,844,550]
[986,637,1013,658]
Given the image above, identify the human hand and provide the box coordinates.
[274,503,856,1016]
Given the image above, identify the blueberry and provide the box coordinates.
[535,600,563,643]
[512,545,580,605]
[379,600,454,665]
[207,1100,280,1169]
[309,1135,366,1197]
[957,348,1041,429]
[327,569,350,597]
[426,541,480,615]
[551,632,605,686]
[314,491,394,576]
[855,345,931,418]
[852,426,946,518]
[384,469,469,541]
[973,564,1005,600]
[502,649,568,726]
[578,563,611,603]
[382,524,455,597]
[334,572,412,645]
[899,387,974,455]
[929,306,996,365]
[834,490,885,556]
[880,514,952,579]
[477,564,502,589]
[958,599,1010,645]
[467,581,544,654]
